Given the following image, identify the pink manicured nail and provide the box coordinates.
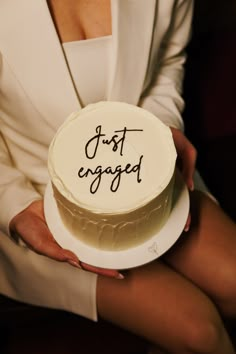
[68,260,82,269]
[116,273,125,280]
[184,225,190,232]
[189,181,194,191]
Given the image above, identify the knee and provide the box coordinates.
[183,318,225,354]
[151,307,228,354]
[163,301,228,354]
[210,263,236,316]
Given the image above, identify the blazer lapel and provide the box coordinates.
[0,0,157,123]
[108,0,156,104]
[0,0,81,129]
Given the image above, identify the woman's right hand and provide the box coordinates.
[9,200,124,279]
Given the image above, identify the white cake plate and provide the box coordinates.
[44,171,189,270]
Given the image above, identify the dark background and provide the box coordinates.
[183,0,236,221]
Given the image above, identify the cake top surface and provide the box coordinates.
[48,101,177,213]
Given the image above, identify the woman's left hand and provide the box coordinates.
[170,127,197,231]
[10,200,124,279]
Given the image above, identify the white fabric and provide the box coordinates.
[0,0,194,321]
[63,36,112,107]
[0,233,97,320]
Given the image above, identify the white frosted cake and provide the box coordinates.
[48,102,177,251]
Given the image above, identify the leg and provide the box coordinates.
[165,190,236,318]
[97,260,234,354]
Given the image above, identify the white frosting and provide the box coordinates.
[48,102,177,250]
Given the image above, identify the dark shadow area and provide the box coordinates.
[183,0,236,221]
[0,295,146,354]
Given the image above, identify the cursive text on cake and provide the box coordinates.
[78,155,143,194]
[78,125,144,193]
[85,125,143,158]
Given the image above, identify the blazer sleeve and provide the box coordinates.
[0,131,41,237]
[139,0,194,131]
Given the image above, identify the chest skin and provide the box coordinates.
[47,0,112,42]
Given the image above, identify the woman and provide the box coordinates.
[1,1,236,353]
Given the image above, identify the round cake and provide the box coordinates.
[48,101,177,251]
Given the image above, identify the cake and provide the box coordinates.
[48,101,177,251]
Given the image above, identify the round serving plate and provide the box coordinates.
[44,170,189,269]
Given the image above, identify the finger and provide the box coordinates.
[181,144,197,191]
[184,212,191,232]
[170,128,196,191]
[38,239,81,266]
[81,262,124,279]
[24,217,81,266]
[28,235,81,268]
[35,236,81,266]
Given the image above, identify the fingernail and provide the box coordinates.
[116,273,125,280]
[184,225,190,232]
[68,260,82,269]
[189,181,194,191]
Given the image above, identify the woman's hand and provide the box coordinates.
[10,200,124,279]
[170,127,197,191]
[170,127,197,231]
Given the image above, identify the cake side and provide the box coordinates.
[52,175,175,250]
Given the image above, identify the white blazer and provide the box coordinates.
[0,0,193,320]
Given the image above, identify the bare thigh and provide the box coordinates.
[164,190,236,317]
[97,260,234,354]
